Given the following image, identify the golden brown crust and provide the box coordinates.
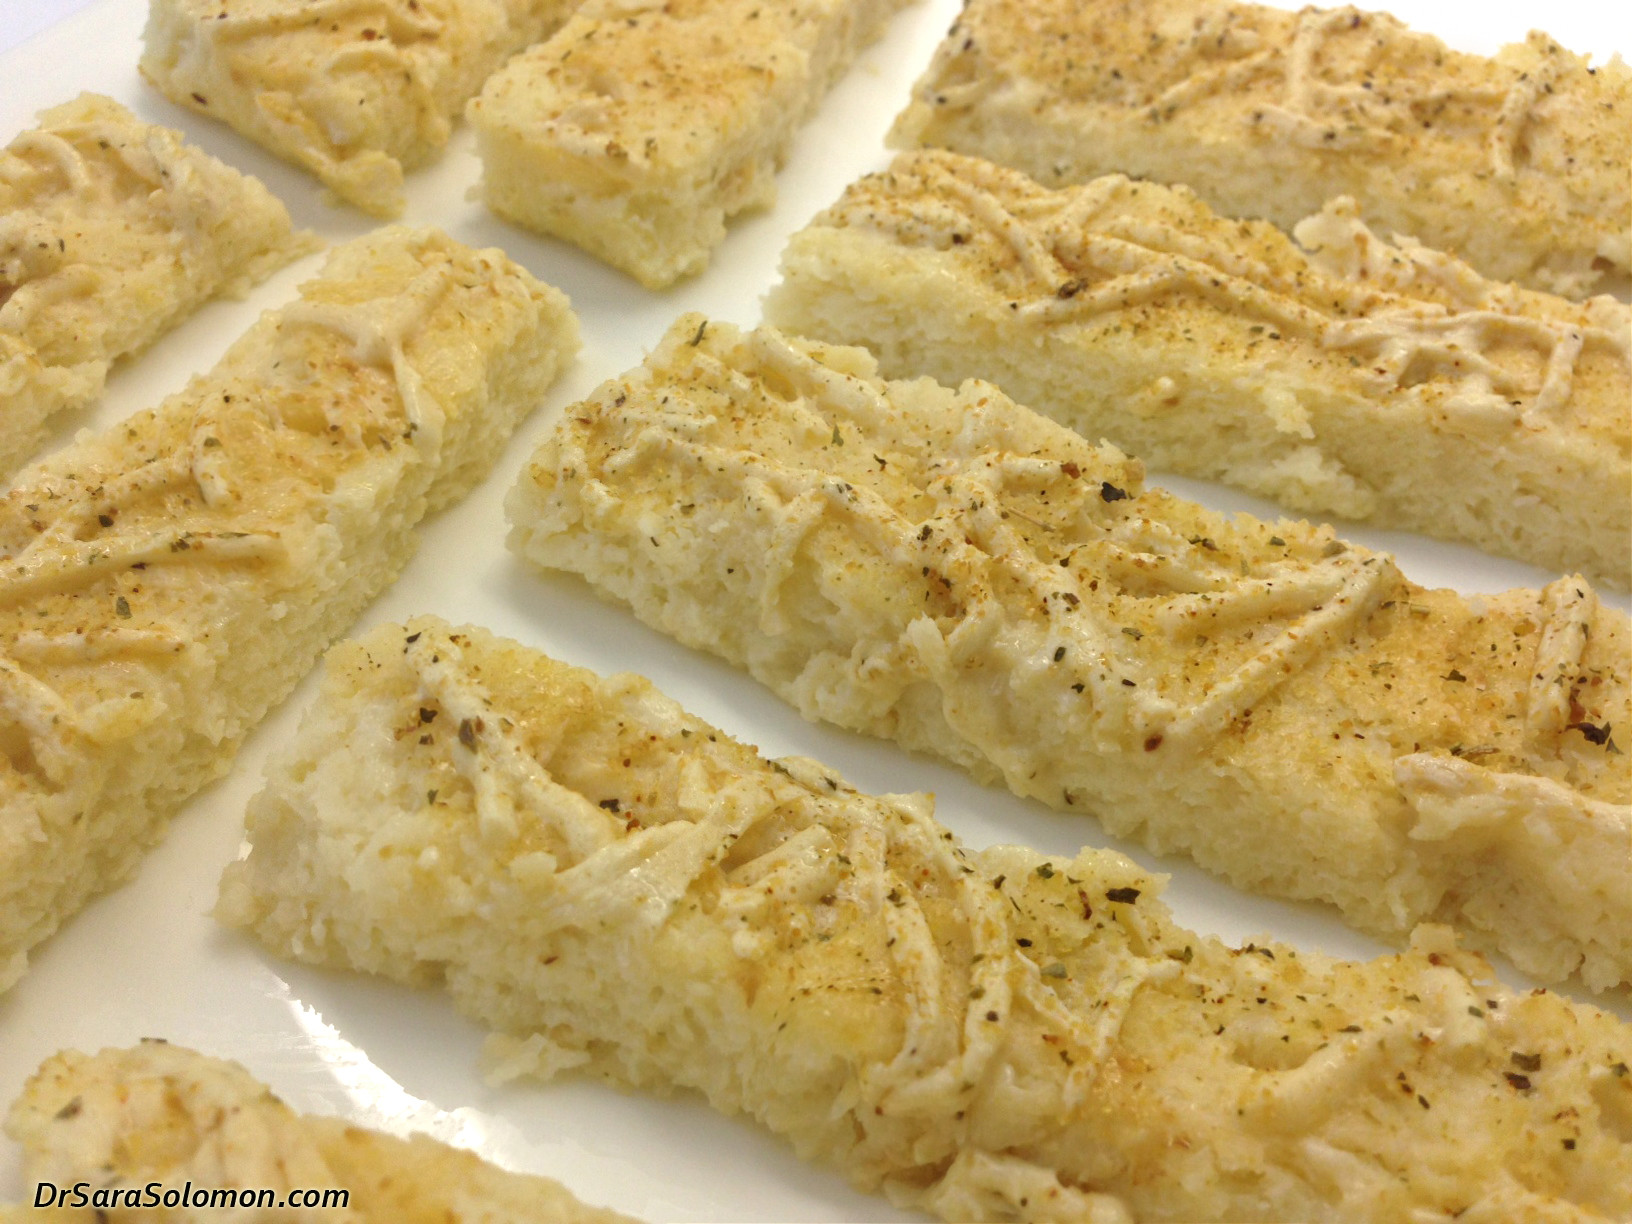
[889,0,1632,299]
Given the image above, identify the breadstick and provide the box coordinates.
[140,0,579,215]
[219,615,1632,1223]
[889,0,1631,299]
[0,226,577,992]
[468,0,915,287]
[507,316,1631,989]
[764,150,1632,589]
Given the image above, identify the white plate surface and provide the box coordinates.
[0,1,1628,1218]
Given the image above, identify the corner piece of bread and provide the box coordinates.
[507,316,1631,990]
[2,1041,637,1222]
[218,615,1632,1222]
[467,0,915,288]
[139,0,580,216]
[888,0,1632,300]
[0,226,578,995]
[0,93,314,481]
[764,150,1632,590]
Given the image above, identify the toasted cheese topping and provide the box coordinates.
[509,317,1631,989]
[3,1042,637,1222]
[219,616,1632,1223]
[889,0,1632,299]
[764,151,1632,587]
[139,0,580,215]
[0,93,311,481]
[0,226,578,994]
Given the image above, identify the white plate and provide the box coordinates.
[0,2,1627,1219]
